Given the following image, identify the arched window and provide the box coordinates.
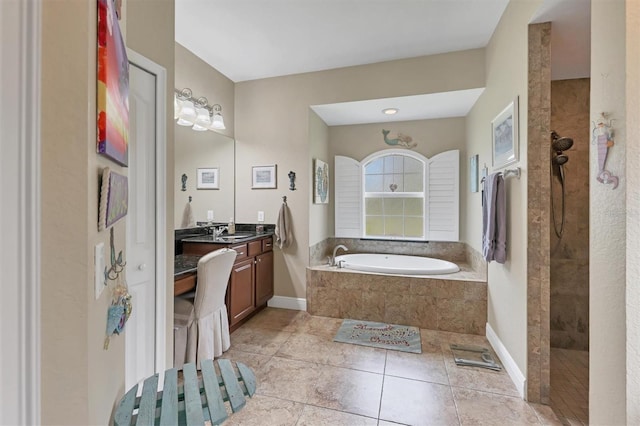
[335,149,459,242]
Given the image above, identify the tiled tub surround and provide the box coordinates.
[307,238,487,335]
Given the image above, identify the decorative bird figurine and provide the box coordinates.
[382,129,417,149]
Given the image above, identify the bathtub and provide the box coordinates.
[334,253,460,275]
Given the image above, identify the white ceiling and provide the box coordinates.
[311,88,485,126]
[175,0,590,126]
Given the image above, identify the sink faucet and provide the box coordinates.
[214,225,228,237]
[330,244,349,266]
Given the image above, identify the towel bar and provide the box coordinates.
[481,167,521,183]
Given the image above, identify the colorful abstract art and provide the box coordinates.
[97,0,129,166]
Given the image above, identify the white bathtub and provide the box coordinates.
[334,253,460,275]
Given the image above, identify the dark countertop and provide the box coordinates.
[182,231,274,245]
[174,254,201,279]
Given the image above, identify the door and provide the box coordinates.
[229,258,255,326]
[255,250,274,306]
[125,61,157,388]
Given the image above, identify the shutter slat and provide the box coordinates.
[335,156,362,238]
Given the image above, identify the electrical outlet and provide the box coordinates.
[207,210,214,220]
[258,211,265,222]
[95,242,105,300]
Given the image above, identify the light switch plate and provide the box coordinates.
[207,210,214,220]
[95,242,105,300]
[258,211,265,222]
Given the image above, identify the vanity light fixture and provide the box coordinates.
[382,108,399,115]
[174,88,226,132]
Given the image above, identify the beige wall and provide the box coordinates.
[329,118,466,237]
[463,0,541,376]
[589,0,627,422]
[235,49,485,299]
[40,0,174,423]
[308,110,330,246]
[626,2,640,422]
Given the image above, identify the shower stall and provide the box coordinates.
[549,78,590,423]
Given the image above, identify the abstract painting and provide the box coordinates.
[97,0,129,166]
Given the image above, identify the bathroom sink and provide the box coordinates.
[216,232,255,241]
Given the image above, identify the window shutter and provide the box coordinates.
[334,155,362,237]
[426,150,459,241]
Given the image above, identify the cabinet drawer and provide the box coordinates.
[248,240,262,257]
[230,243,248,261]
[174,274,196,296]
[262,237,273,252]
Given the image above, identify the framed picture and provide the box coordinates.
[491,97,519,169]
[197,167,219,189]
[313,158,329,204]
[469,155,479,193]
[97,0,129,166]
[252,165,277,189]
[98,167,128,231]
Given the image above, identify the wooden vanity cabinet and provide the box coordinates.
[182,235,274,330]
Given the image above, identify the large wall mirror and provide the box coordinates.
[174,124,235,229]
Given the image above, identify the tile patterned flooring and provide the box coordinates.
[220,308,564,425]
[550,348,589,425]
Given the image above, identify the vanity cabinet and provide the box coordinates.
[181,234,274,330]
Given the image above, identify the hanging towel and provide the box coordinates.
[275,201,293,249]
[482,173,507,263]
[181,201,195,228]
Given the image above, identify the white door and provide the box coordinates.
[126,61,158,388]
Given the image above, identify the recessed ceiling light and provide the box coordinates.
[382,108,398,115]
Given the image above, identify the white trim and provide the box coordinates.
[0,0,42,423]
[267,296,308,311]
[126,49,168,372]
[486,322,527,400]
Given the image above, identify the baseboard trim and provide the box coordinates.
[267,296,307,311]
[486,322,527,399]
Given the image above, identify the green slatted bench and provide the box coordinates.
[114,359,256,426]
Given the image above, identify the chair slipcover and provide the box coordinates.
[174,248,236,368]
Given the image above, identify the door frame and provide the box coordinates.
[126,48,168,374]
[0,0,42,423]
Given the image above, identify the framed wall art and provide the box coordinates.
[97,0,130,166]
[99,167,129,231]
[313,158,329,204]
[196,167,219,189]
[252,165,277,189]
[491,97,519,169]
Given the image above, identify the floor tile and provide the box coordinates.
[222,394,304,426]
[295,314,345,339]
[379,376,459,426]
[441,343,519,397]
[276,332,387,373]
[297,405,378,426]
[385,349,449,385]
[229,326,292,356]
[256,357,323,403]
[219,348,272,376]
[307,364,384,418]
[378,421,409,426]
[529,402,563,425]
[243,307,309,332]
[452,387,541,425]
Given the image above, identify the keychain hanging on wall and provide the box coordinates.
[104,227,132,349]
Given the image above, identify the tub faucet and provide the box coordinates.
[330,244,349,266]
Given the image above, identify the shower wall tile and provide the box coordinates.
[549,78,590,351]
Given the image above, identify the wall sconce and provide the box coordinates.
[174,88,226,131]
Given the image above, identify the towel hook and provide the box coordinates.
[188,195,192,203]
[282,196,287,203]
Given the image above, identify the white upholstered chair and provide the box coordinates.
[174,248,237,369]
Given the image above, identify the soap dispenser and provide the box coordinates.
[228,217,235,235]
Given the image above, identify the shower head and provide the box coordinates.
[551,131,574,152]
[553,153,569,166]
